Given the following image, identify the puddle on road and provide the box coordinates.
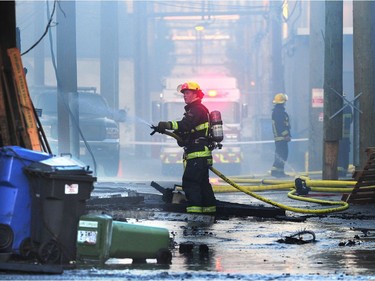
[135,215,375,277]
[1,216,374,281]
[1,191,375,280]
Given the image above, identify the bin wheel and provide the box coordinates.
[19,238,36,258]
[156,248,172,264]
[0,224,13,252]
[38,240,61,264]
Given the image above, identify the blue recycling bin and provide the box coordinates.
[0,146,52,256]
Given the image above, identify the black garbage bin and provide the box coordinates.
[24,156,96,264]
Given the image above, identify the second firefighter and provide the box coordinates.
[271,93,291,178]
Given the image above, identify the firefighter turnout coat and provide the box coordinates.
[170,99,217,213]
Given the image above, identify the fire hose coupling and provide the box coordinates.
[294,178,311,195]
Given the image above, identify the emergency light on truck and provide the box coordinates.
[207,90,218,97]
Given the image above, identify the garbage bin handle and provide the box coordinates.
[60,153,72,158]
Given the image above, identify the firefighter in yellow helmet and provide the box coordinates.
[154,81,216,214]
[271,93,291,178]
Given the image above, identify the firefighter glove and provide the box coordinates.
[156,121,171,133]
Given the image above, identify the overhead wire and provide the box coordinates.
[21,0,58,56]
[154,1,268,14]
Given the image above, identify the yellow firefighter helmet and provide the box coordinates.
[273,93,288,104]
[177,81,204,98]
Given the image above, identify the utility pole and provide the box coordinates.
[56,1,79,157]
[134,1,149,156]
[353,1,375,169]
[100,1,119,109]
[270,0,285,94]
[308,1,325,172]
[0,1,18,147]
[323,0,343,180]
[0,2,16,50]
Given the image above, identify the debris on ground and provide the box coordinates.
[179,242,210,258]
[338,238,362,247]
[351,227,375,237]
[277,230,316,244]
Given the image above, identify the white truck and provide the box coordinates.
[152,76,247,175]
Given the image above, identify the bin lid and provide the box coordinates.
[0,146,52,162]
[25,156,93,175]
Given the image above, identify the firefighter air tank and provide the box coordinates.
[210,110,224,143]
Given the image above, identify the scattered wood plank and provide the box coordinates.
[342,147,375,204]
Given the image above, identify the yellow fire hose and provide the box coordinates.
[154,129,350,214]
[212,175,360,193]
[209,166,349,214]
[220,177,357,187]
[211,183,358,194]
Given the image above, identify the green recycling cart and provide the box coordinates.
[77,214,171,264]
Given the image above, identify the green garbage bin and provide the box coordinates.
[110,221,170,261]
[76,214,171,264]
[76,214,113,263]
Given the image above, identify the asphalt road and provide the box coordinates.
[2,185,375,280]
[1,151,375,280]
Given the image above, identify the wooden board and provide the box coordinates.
[343,147,375,204]
[7,48,41,151]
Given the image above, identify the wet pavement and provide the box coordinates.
[1,153,375,280]
[2,181,375,280]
